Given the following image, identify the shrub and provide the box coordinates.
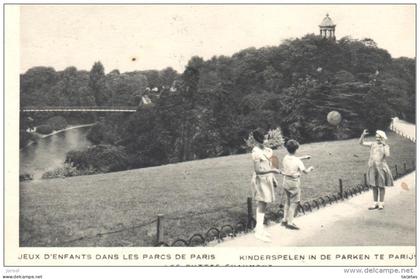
[86,122,120,145]
[86,124,103,144]
[36,124,53,135]
[46,116,67,131]
[20,130,36,149]
[41,163,98,179]
[65,144,130,173]
[19,173,33,181]
[245,127,284,151]
[265,128,285,149]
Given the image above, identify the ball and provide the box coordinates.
[327,111,342,126]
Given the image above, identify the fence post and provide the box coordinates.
[247,197,253,229]
[339,179,343,200]
[364,173,368,187]
[395,165,398,178]
[404,163,407,173]
[156,214,164,244]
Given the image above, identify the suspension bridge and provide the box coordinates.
[20,106,139,112]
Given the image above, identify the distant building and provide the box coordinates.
[319,13,336,40]
[142,95,152,105]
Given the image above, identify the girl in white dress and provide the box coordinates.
[251,130,280,242]
[359,129,394,210]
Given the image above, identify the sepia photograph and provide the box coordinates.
[4,3,417,270]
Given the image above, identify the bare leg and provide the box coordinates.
[368,186,380,210]
[282,191,290,223]
[257,201,267,214]
[255,202,267,231]
[255,201,270,241]
[287,201,297,224]
[378,187,385,210]
[379,187,385,202]
[372,187,379,202]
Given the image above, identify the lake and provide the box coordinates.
[20,126,93,179]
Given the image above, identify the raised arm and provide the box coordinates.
[298,155,311,160]
[298,160,314,174]
[302,166,315,174]
[359,129,373,147]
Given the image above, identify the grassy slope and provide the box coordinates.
[20,132,416,247]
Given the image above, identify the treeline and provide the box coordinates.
[21,34,415,171]
[20,63,179,123]
[19,64,179,147]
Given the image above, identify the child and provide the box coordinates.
[251,129,280,242]
[359,129,394,210]
[281,139,314,230]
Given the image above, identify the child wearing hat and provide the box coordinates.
[359,129,394,210]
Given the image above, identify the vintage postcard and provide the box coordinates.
[3,3,417,272]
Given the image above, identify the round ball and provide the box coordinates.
[327,111,342,126]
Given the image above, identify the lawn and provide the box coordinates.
[20,132,416,247]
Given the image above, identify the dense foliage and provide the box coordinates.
[41,163,97,179]
[20,130,36,149]
[65,144,131,173]
[36,124,53,135]
[46,116,68,130]
[21,34,415,171]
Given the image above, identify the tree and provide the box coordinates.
[106,72,148,106]
[121,106,169,167]
[177,56,204,161]
[20,67,58,107]
[19,33,415,171]
[89,61,108,106]
[362,81,393,132]
[159,67,179,88]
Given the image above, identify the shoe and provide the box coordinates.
[255,231,272,242]
[368,204,379,210]
[285,223,300,230]
[280,221,287,226]
[378,205,384,210]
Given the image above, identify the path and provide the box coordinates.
[392,117,416,139]
[217,121,416,247]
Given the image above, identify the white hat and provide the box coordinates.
[376,130,387,140]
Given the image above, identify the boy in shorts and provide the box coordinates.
[281,139,314,230]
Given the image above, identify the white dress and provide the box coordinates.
[365,142,394,187]
[251,146,276,203]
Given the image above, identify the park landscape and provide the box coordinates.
[18,8,416,248]
[20,132,415,247]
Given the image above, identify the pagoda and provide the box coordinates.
[319,14,336,40]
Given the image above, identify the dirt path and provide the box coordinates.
[217,121,416,247]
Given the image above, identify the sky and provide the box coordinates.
[20,4,416,74]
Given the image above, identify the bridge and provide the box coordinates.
[20,106,139,112]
